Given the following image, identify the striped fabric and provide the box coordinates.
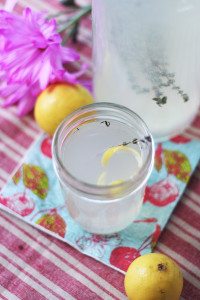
[0,1,199,299]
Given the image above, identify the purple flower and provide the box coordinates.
[0,7,85,116]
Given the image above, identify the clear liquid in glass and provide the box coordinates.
[62,119,143,187]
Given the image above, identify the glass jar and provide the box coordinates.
[92,0,200,141]
[52,103,154,234]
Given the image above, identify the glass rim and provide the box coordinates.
[52,102,154,201]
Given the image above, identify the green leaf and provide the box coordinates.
[163,150,191,182]
[23,164,48,199]
[12,169,21,185]
[36,211,66,237]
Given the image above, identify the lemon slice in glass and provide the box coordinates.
[110,179,124,185]
[97,173,125,196]
[101,145,142,168]
[97,172,107,185]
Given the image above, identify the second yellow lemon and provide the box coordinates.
[34,83,93,135]
[124,253,183,300]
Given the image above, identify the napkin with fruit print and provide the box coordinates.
[0,134,200,273]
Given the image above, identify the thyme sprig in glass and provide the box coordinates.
[100,120,151,148]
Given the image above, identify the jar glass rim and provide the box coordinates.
[52,102,154,200]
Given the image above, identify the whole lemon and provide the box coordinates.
[34,83,93,135]
[124,253,183,300]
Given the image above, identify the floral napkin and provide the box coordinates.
[0,134,200,273]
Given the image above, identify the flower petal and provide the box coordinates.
[4,0,18,12]
[61,47,80,62]
[39,56,52,89]
[0,6,86,115]
[17,94,36,116]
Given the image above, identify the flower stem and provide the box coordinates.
[47,9,77,19]
[57,5,91,33]
[62,22,79,44]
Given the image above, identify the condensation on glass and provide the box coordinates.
[92,0,200,141]
[52,103,154,234]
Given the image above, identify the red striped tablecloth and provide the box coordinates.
[0,1,199,299]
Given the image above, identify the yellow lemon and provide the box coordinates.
[34,83,93,135]
[124,253,183,300]
[101,145,142,168]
